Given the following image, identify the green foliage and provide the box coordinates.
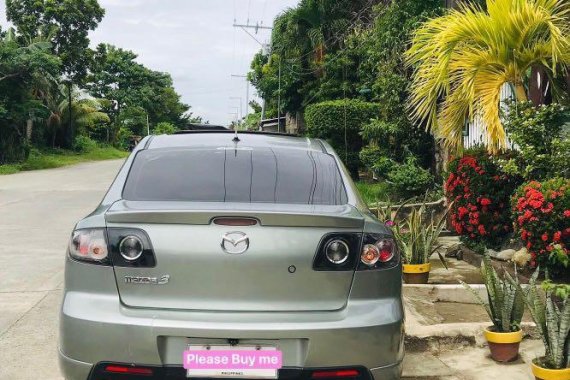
[87,44,191,141]
[72,135,97,153]
[359,146,382,172]
[0,1,201,166]
[373,156,395,179]
[305,99,381,176]
[153,122,177,135]
[501,102,570,181]
[249,0,377,116]
[461,254,524,333]
[393,198,448,266]
[355,181,391,205]
[0,29,60,163]
[6,0,105,80]
[542,281,570,300]
[387,157,434,198]
[522,270,570,370]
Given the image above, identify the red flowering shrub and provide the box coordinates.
[512,178,570,272]
[446,150,520,248]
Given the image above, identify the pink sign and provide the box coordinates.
[184,350,283,370]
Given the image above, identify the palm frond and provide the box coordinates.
[406,0,570,153]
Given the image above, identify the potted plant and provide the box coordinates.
[393,201,448,284]
[461,254,524,362]
[522,272,570,380]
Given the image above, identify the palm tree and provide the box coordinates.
[406,0,570,153]
[46,85,110,147]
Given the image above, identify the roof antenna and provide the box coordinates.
[233,127,240,142]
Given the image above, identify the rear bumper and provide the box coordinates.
[59,291,403,380]
[59,352,402,380]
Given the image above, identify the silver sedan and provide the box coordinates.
[59,131,404,380]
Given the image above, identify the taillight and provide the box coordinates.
[107,228,156,267]
[119,235,144,261]
[376,238,395,262]
[325,239,350,264]
[313,233,362,271]
[68,229,109,264]
[361,244,380,266]
[359,234,398,270]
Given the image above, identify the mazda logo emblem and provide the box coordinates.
[221,232,249,254]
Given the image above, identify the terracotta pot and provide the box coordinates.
[531,360,570,380]
[402,263,431,284]
[484,327,523,363]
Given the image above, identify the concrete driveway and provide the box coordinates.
[0,159,125,380]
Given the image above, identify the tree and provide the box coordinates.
[6,0,105,81]
[45,85,110,147]
[406,0,570,153]
[86,44,189,141]
[249,0,380,116]
[0,27,60,162]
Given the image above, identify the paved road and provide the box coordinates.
[0,160,125,380]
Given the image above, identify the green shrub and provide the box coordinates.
[502,102,569,180]
[388,157,434,198]
[359,146,382,171]
[153,122,177,135]
[305,99,382,177]
[72,136,98,153]
[373,156,395,179]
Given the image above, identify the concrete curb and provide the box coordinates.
[403,284,538,353]
[404,283,486,304]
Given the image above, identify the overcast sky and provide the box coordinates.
[0,0,298,125]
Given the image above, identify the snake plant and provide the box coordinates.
[393,200,448,267]
[461,254,524,332]
[522,270,570,370]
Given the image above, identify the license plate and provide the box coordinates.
[184,345,282,379]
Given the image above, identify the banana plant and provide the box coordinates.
[522,270,570,369]
[461,254,525,332]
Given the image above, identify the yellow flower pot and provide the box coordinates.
[402,263,431,284]
[483,327,523,362]
[531,361,570,380]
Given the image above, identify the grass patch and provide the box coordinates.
[355,181,391,205]
[0,146,128,175]
[355,180,444,205]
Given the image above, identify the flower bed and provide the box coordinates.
[446,150,520,249]
[512,178,569,273]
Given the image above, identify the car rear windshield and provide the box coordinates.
[122,147,348,205]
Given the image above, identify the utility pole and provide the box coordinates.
[277,57,281,133]
[233,20,273,127]
[231,75,249,117]
[229,96,243,119]
[146,113,150,136]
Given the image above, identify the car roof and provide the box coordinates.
[147,131,327,153]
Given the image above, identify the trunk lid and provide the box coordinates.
[106,201,364,312]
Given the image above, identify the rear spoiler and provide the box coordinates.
[105,201,364,229]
